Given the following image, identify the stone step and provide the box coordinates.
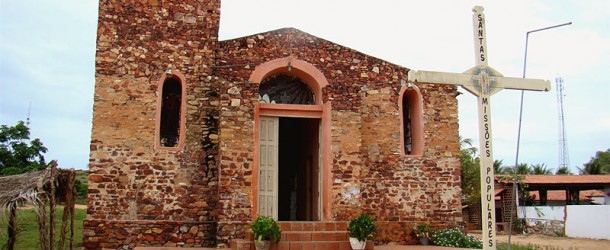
[277,221,349,232]
[246,230,349,242]
[275,240,353,250]
[232,240,358,250]
[231,221,374,250]
[230,239,252,250]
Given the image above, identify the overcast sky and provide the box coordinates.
[1,0,609,174]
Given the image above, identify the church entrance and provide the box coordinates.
[257,116,321,221]
[278,117,320,221]
[252,58,332,221]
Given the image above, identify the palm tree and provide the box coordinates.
[493,159,505,174]
[531,163,553,175]
[504,163,531,175]
[555,166,572,175]
[460,137,477,157]
[459,137,480,201]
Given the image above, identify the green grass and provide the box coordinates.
[0,206,86,249]
[75,169,89,205]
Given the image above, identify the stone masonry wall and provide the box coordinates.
[83,220,216,249]
[215,28,462,245]
[88,2,463,247]
[358,83,461,244]
[215,80,259,243]
[85,0,222,248]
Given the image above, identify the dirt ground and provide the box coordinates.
[26,205,610,250]
[472,233,610,250]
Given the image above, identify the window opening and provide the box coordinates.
[159,77,182,147]
[259,74,314,105]
[402,93,413,154]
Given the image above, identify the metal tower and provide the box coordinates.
[556,77,570,171]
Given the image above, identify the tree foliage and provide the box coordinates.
[493,159,505,174]
[460,137,480,203]
[555,166,572,175]
[578,149,610,175]
[503,163,531,175]
[530,163,553,175]
[0,121,48,175]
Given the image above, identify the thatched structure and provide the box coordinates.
[0,162,76,250]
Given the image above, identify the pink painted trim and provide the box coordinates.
[252,103,261,219]
[258,103,323,118]
[154,71,187,151]
[399,83,424,157]
[321,101,332,221]
[250,58,332,221]
[249,57,329,105]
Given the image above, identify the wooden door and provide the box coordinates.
[258,116,279,219]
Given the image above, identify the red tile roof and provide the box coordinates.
[529,190,604,201]
[494,188,505,200]
[522,175,610,185]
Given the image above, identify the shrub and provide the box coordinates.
[348,214,376,242]
[251,216,281,243]
[413,223,432,238]
[431,226,482,249]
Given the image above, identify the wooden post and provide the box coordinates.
[49,162,56,250]
[59,170,76,250]
[37,197,49,250]
[7,202,17,250]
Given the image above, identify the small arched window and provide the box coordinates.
[156,71,186,150]
[400,83,423,156]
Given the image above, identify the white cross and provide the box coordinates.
[408,6,550,250]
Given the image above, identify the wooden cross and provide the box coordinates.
[408,6,550,250]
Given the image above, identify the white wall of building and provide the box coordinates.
[565,205,610,240]
[518,206,565,221]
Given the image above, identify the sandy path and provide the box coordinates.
[472,233,610,250]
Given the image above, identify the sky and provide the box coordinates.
[1,0,609,173]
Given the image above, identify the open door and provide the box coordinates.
[278,117,320,221]
[258,116,279,219]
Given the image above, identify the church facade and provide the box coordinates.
[84,0,462,248]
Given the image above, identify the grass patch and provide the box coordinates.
[0,206,86,249]
[75,169,89,205]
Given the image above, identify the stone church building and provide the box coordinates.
[84,0,462,248]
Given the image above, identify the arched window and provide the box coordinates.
[156,71,186,149]
[400,83,423,156]
[258,74,315,105]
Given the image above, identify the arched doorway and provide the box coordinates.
[251,58,331,221]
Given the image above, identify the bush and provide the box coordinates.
[413,223,432,238]
[251,216,281,243]
[431,226,482,249]
[75,178,88,198]
[348,214,376,242]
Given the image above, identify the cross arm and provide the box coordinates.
[496,76,550,92]
[408,70,551,92]
[407,70,473,86]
